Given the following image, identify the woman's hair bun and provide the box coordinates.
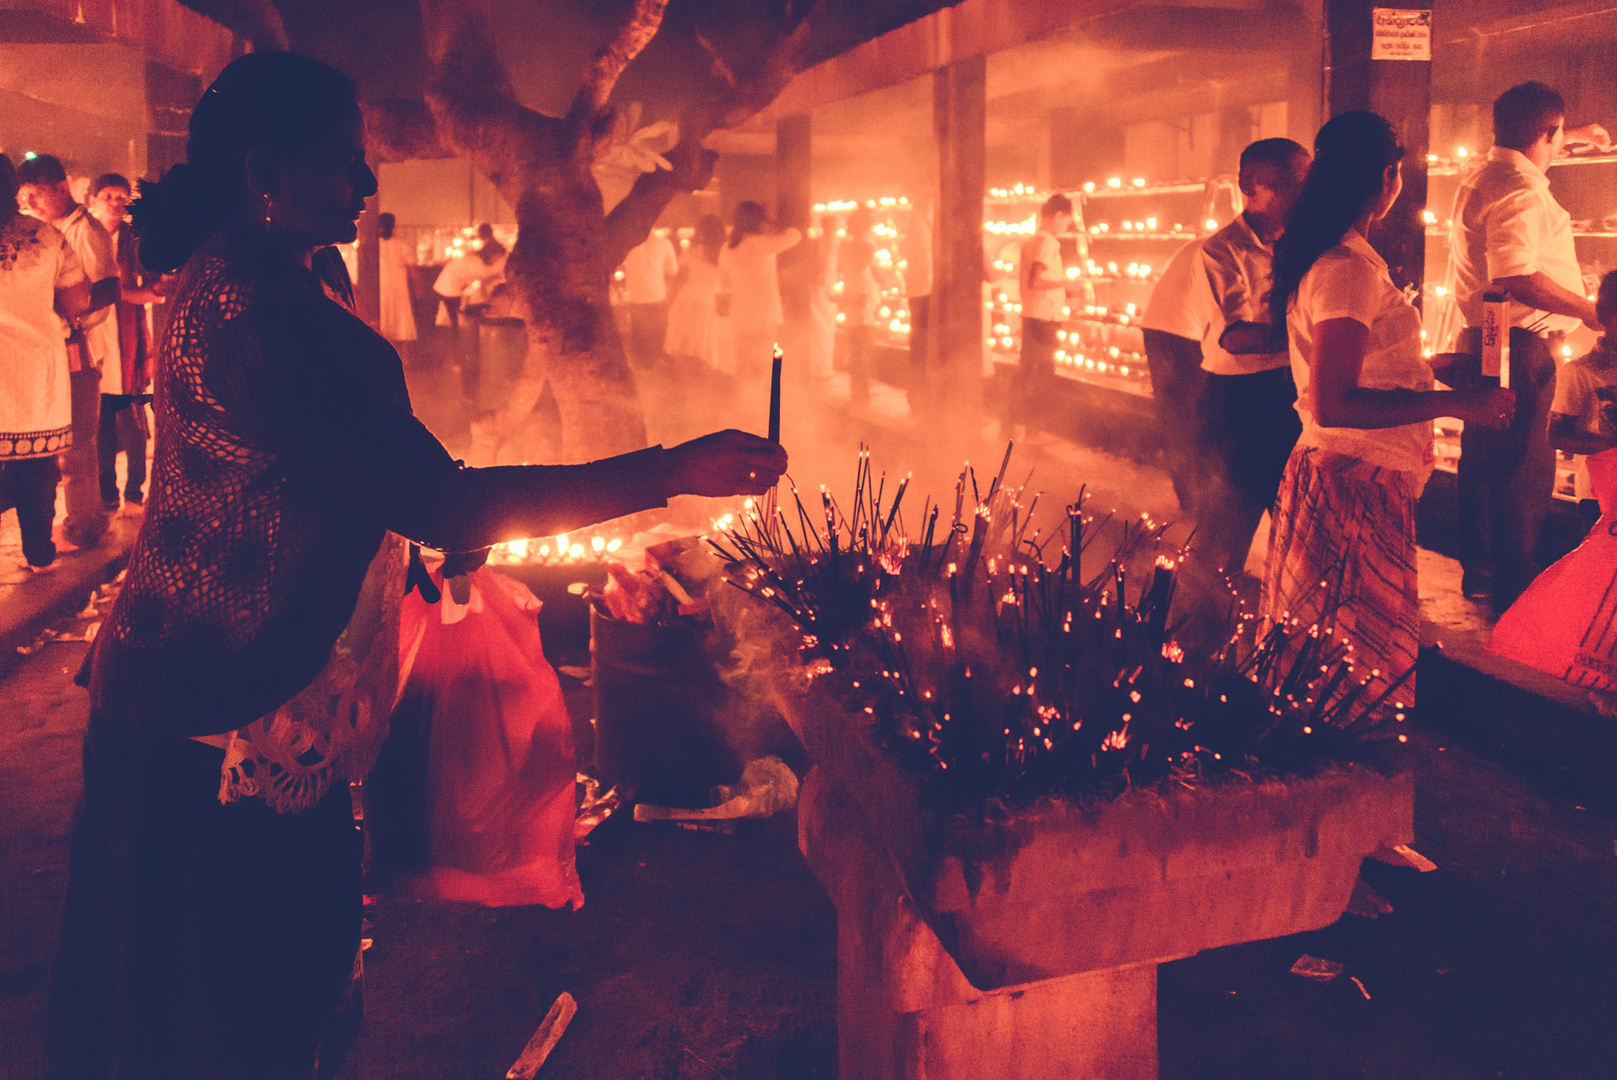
[130,52,359,274]
[131,162,215,275]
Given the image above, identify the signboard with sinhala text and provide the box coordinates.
[1371,8,1432,62]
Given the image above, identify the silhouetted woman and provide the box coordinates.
[46,52,784,1080]
[1264,111,1511,714]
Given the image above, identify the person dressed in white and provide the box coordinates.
[1265,112,1513,716]
[0,155,92,572]
[1141,237,1215,515]
[901,196,933,404]
[1194,139,1311,574]
[88,173,163,516]
[806,213,841,382]
[1011,193,1073,432]
[664,214,731,374]
[17,154,119,549]
[621,228,679,368]
[837,205,882,408]
[1448,80,1611,606]
[719,200,800,384]
[433,222,506,399]
[433,223,507,326]
[377,212,417,352]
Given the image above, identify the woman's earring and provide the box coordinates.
[262,194,274,228]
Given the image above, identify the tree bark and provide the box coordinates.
[416,0,817,463]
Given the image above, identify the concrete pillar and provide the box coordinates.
[931,54,987,430]
[356,197,380,328]
[774,114,814,390]
[1325,0,1432,298]
[775,114,812,230]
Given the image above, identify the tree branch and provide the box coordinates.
[419,0,558,190]
[685,1,821,141]
[718,3,819,130]
[569,0,670,124]
[363,99,453,163]
[177,0,287,50]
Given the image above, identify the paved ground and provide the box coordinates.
[5,593,1615,1080]
[4,341,1616,1078]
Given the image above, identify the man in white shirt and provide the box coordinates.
[1012,193,1073,432]
[1142,238,1215,515]
[1196,138,1310,574]
[1449,81,1610,605]
[902,196,934,415]
[17,154,119,549]
[89,173,165,515]
[620,228,679,367]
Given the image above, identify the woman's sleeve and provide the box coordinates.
[1551,361,1596,432]
[53,232,86,290]
[768,228,803,255]
[1303,255,1380,328]
[205,297,669,552]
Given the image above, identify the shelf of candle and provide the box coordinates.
[489,530,625,567]
[1427,423,1581,501]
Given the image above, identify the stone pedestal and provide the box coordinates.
[783,685,1414,1079]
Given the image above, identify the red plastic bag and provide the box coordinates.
[385,566,584,908]
[1491,450,1617,695]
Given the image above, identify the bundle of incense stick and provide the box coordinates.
[711,445,1409,805]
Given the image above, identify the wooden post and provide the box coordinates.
[356,196,380,328]
[1325,0,1433,300]
[932,54,987,430]
[775,114,812,230]
[774,114,814,393]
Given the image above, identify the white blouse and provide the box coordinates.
[719,228,801,336]
[1288,231,1435,483]
[0,216,84,458]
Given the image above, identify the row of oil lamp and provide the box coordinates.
[488,531,625,566]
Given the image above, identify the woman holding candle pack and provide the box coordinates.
[1264,111,1512,714]
[46,52,785,1080]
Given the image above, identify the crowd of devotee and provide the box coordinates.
[3,29,1616,1073]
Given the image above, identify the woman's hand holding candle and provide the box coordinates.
[665,430,788,498]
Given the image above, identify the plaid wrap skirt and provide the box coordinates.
[1260,447,1421,714]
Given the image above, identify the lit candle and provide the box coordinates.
[768,344,783,443]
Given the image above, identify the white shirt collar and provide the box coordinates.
[1341,229,1387,271]
[1488,145,1550,185]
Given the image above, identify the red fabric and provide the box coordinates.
[1490,449,1617,692]
[393,567,583,909]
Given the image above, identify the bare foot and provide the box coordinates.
[117,501,145,519]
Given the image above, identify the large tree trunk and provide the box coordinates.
[502,181,646,463]
[416,0,814,464]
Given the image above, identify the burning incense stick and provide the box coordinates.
[768,343,783,443]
